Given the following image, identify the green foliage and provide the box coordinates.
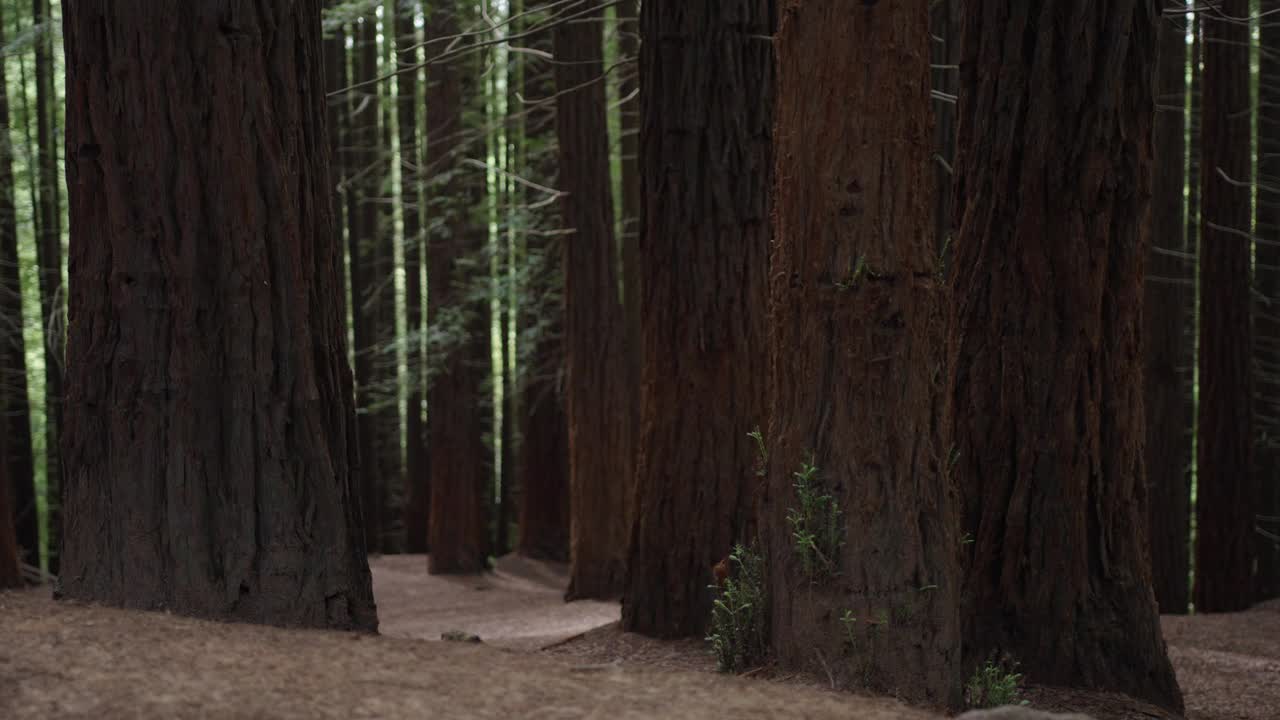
[748,427,767,477]
[706,544,769,673]
[965,658,1028,709]
[786,455,843,582]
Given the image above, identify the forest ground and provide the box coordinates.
[1,555,1276,719]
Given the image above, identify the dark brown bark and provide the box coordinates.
[556,0,631,600]
[766,0,959,707]
[425,2,489,575]
[1195,0,1255,614]
[60,0,377,630]
[398,1,429,556]
[621,0,773,639]
[1145,11,1191,615]
[515,2,571,564]
[1255,0,1280,603]
[0,429,20,587]
[618,0,641,495]
[33,0,62,576]
[931,0,957,259]
[0,0,37,570]
[951,0,1181,711]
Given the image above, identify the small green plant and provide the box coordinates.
[748,427,768,478]
[786,454,843,582]
[964,658,1028,709]
[706,544,769,673]
[839,609,859,647]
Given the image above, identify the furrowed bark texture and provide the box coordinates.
[556,0,631,600]
[622,0,774,639]
[1195,0,1255,614]
[60,0,377,631]
[1145,11,1191,614]
[951,0,1181,710]
[767,0,960,707]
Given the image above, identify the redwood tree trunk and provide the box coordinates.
[1145,10,1192,615]
[60,0,377,630]
[398,1,429,556]
[1196,0,1255,614]
[33,0,62,576]
[426,2,489,575]
[766,0,959,707]
[618,0,641,493]
[0,431,20,587]
[515,5,570,562]
[0,0,37,570]
[622,0,773,639]
[951,1,1181,711]
[1254,0,1280,603]
[556,0,631,599]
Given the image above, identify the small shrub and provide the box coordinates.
[786,455,843,582]
[706,543,769,673]
[965,658,1028,709]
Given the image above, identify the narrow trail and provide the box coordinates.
[2,555,1277,719]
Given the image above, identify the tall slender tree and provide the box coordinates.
[617,0,641,490]
[622,0,774,638]
[765,0,959,706]
[515,3,570,562]
[60,0,377,630]
[0,0,37,570]
[1255,0,1280,602]
[1196,0,1255,614]
[0,429,20,587]
[1145,11,1192,614]
[425,1,489,574]
[556,0,631,599]
[951,0,1181,710]
[398,0,429,556]
[32,0,62,575]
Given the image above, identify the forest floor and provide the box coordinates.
[1,555,1276,719]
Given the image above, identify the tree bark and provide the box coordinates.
[1255,0,1280,603]
[766,0,959,707]
[397,1,429,556]
[515,3,570,563]
[622,0,773,639]
[60,0,377,630]
[556,0,631,599]
[0,427,20,587]
[951,1,1181,711]
[1196,0,1255,614]
[618,0,641,508]
[425,2,489,575]
[1145,10,1192,615]
[32,0,62,576]
[0,0,37,570]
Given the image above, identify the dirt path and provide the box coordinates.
[4,555,1279,719]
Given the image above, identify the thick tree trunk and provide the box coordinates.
[622,0,773,639]
[951,1,1181,711]
[1255,0,1280,603]
[398,2,429,556]
[515,2,571,564]
[60,0,377,630]
[1145,11,1192,615]
[350,15,382,554]
[766,0,959,707]
[0,0,37,570]
[556,0,631,600]
[33,0,62,576]
[425,3,489,575]
[1196,0,1255,614]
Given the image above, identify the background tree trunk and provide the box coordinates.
[0,0,38,570]
[398,1,429,556]
[32,0,62,576]
[1254,0,1280,603]
[766,0,960,706]
[0,429,20,587]
[1196,0,1255,614]
[617,0,641,513]
[60,0,377,630]
[426,2,489,575]
[556,0,631,600]
[514,3,570,562]
[951,1,1181,711]
[622,0,774,639]
[1145,10,1192,615]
